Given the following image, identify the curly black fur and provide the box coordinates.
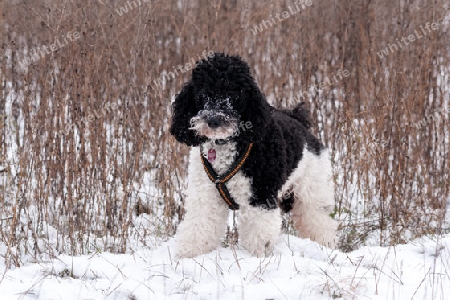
[170,53,325,210]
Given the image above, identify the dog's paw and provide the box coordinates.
[240,239,275,257]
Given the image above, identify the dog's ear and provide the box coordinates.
[241,87,272,142]
[170,82,206,146]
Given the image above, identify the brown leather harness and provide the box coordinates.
[200,143,254,210]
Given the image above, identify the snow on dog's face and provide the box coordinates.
[189,92,239,140]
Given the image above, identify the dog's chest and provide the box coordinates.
[200,141,253,206]
[200,141,238,175]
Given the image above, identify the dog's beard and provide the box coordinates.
[189,112,238,140]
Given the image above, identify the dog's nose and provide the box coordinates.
[207,116,221,128]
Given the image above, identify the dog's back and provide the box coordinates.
[276,102,312,129]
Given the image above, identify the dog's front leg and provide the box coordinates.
[238,195,282,257]
[175,148,229,259]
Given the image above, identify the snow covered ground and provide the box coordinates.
[1,234,449,300]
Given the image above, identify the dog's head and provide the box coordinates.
[170,53,271,146]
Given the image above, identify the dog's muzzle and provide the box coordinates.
[189,110,238,140]
[208,115,225,129]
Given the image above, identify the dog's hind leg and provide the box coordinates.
[287,149,338,248]
[175,148,229,258]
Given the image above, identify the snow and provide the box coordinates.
[1,234,449,299]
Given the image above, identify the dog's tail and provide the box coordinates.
[281,102,312,129]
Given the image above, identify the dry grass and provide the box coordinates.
[0,0,449,268]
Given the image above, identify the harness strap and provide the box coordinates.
[200,143,254,210]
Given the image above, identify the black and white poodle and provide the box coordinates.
[170,53,337,258]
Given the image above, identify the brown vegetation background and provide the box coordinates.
[0,0,449,268]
